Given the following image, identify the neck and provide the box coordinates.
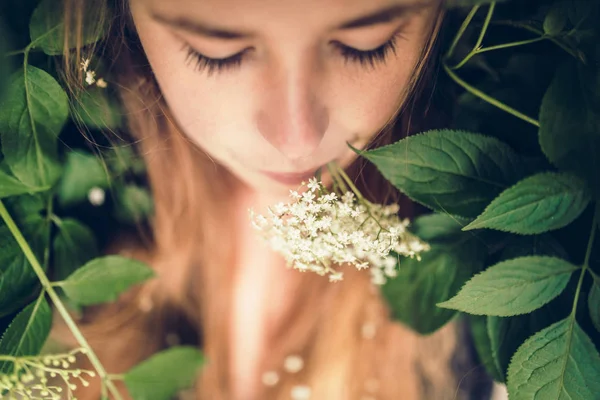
[228,187,300,400]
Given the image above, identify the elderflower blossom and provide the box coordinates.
[0,347,96,400]
[249,176,429,285]
[80,57,106,88]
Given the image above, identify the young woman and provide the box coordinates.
[58,0,494,398]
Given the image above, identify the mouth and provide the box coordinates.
[259,167,323,185]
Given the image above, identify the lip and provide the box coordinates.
[260,167,322,185]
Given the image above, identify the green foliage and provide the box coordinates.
[52,218,98,281]
[507,318,600,399]
[356,129,539,217]
[469,316,504,382]
[0,2,188,397]
[57,151,109,207]
[29,0,106,55]
[0,66,67,187]
[60,255,155,306]
[438,256,578,316]
[0,217,48,317]
[539,59,600,198]
[0,163,47,198]
[114,184,155,224]
[71,87,123,130]
[360,0,600,396]
[382,213,486,334]
[0,0,598,398]
[589,276,600,333]
[463,172,590,234]
[0,296,52,374]
[123,347,205,400]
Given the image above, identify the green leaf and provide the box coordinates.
[539,59,600,198]
[0,66,67,187]
[382,213,486,334]
[114,185,154,224]
[356,130,538,217]
[0,218,48,317]
[507,318,600,399]
[0,296,52,374]
[544,2,568,35]
[589,276,600,332]
[486,305,562,384]
[71,87,122,130]
[57,151,109,207]
[438,256,578,316]
[0,163,48,199]
[469,316,504,382]
[52,219,98,281]
[61,255,154,306]
[409,213,471,241]
[124,346,205,400]
[464,172,590,234]
[29,0,107,55]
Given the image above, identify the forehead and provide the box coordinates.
[139,0,434,32]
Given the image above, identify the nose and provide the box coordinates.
[256,58,329,161]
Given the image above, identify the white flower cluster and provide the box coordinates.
[0,348,96,400]
[80,58,107,88]
[249,177,429,285]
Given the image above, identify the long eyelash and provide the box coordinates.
[336,34,399,69]
[182,44,244,76]
[182,33,400,76]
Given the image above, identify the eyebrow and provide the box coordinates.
[151,2,430,40]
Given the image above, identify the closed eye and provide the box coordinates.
[182,32,402,76]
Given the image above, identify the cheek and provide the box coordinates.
[131,12,252,151]
[332,56,420,142]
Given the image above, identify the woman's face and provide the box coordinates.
[129,0,440,196]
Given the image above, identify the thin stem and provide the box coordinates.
[443,63,540,127]
[446,5,480,58]
[474,2,496,51]
[334,163,365,202]
[571,268,587,317]
[570,207,599,317]
[452,36,547,70]
[327,163,349,195]
[583,207,598,269]
[478,36,548,53]
[0,200,124,400]
[490,20,580,60]
[4,49,26,56]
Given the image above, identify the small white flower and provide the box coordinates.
[80,58,90,71]
[307,177,320,191]
[87,187,105,206]
[0,348,96,400]
[249,170,429,285]
[328,271,344,282]
[85,70,96,86]
[96,77,107,88]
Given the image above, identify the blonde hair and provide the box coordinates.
[55,1,483,399]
